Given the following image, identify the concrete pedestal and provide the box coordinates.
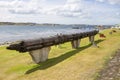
[89,36,97,47]
[71,39,81,49]
[29,47,51,64]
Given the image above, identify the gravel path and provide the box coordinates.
[97,49,120,80]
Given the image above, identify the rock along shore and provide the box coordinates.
[97,49,120,80]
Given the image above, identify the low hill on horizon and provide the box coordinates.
[0,22,114,27]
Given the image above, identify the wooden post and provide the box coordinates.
[71,39,81,49]
[89,36,97,47]
[29,47,51,64]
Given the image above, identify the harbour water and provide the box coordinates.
[0,25,96,44]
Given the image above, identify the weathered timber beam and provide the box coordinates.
[7,30,99,63]
[7,30,99,52]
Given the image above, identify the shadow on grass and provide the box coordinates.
[25,39,104,74]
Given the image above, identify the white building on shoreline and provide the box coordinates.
[111,25,120,29]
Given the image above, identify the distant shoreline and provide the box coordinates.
[0,22,65,26]
[0,22,114,27]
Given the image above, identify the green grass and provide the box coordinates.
[0,29,120,80]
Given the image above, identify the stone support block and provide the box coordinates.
[29,47,51,63]
[71,39,81,49]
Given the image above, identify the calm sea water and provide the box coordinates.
[0,25,96,44]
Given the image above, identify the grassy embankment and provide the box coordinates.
[0,29,120,80]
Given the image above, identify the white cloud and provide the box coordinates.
[0,0,45,14]
[96,0,105,2]
[108,0,120,4]
[63,0,82,12]
[0,0,88,18]
[0,1,12,8]
[96,0,120,5]
[116,12,120,16]
[0,0,119,24]
[46,0,86,17]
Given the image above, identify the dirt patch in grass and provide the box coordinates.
[97,49,120,80]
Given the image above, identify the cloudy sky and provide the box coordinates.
[0,0,120,25]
